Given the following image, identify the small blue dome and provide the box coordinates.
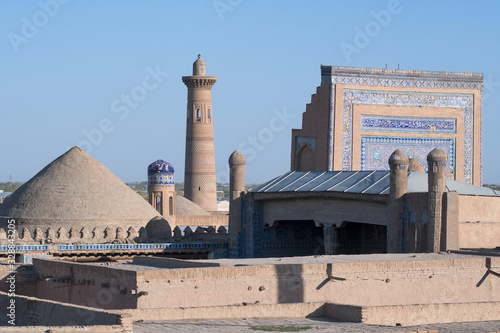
[148,160,174,174]
[148,160,174,185]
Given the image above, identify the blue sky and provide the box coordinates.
[1,0,500,184]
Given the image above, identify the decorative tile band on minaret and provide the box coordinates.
[182,55,218,212]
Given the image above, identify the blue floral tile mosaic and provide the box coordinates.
[360,115,456,134]
[341,90,473,183]
[322,67,481,184]
[360,136,455,175]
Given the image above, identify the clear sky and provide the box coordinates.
[1,0,500,184]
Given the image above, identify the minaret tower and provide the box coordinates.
[182,55,218,212]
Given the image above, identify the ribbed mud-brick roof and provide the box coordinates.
[0,147,161,230]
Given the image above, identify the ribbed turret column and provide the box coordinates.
[427,148,447,252]
[228,150,246,257]
[388,149,409,253]
[182,55,218,212]
[229,150,246,202]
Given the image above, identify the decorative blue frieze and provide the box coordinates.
[360,115,456,134]
[148,174,174,185]
[321,68,483,91]
[0,245,48,252]
[52,243,227,252]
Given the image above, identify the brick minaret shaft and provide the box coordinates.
[182,55,218,212]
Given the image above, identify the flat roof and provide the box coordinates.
[83,252,497,271]
[320,65,483,90]
[407,171,500,196]
[321,65,483,81]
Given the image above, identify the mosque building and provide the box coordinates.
[291,66,483,185]
[228,65,500,258]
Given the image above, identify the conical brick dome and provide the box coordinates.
[0,147,161,232]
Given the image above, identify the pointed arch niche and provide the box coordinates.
[296,143,315,171]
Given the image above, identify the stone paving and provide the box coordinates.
[134,317,500,333]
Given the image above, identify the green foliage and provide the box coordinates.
[136,190,149,201]
[217,183,229,200]
[0,182,23,193]
[126,181,148,192]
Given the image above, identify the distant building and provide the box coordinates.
[0,191,11,204]
[291,66,483,185]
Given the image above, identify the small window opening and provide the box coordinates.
[196,109,201,121]
[169,196,173,216]
[207,108,211,120]
[155,196,162,215]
